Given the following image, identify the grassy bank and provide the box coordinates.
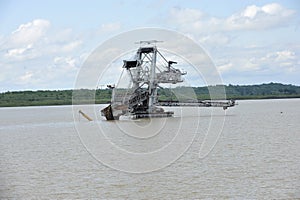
[1,83,299,107]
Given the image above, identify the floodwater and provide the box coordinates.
[0,99,299,199]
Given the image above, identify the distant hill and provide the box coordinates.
[0,83,299,107]
[224,82,300,99]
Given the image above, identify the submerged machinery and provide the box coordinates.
[101,41,236,120]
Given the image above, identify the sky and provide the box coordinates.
[0,0,299,91]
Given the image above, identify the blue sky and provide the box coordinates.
[0,0,299,91]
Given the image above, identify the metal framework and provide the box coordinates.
[101,41,236,120]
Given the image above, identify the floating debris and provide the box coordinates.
[79,110,93,121]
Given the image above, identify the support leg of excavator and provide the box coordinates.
[101,105,115,120]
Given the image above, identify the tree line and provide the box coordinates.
[0,83,299,107]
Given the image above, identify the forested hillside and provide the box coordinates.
[0,89,112,107]
[225,83,300,99]
[0,83,299,107]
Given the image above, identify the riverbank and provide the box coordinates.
[1,83,299,107]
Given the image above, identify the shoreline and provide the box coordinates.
[1,83,300,107]
[1,96,299,108]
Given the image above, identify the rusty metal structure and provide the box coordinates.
[101,41,236,120]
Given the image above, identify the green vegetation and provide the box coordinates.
[224,82,300,99]
[0,89,112,107]
[0,83,299,107]
[158,83,300,101]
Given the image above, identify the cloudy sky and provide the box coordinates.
[0,0,299,91]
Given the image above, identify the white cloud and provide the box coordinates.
[242,5,259,19]
[1,19,48,62]
[169,3,295,33]
[275,50,295,61]
[219,49,299,76]
[0,2,298,91]
[260,50,298,72]
[53,56,79,71]
[225,3,295,31]
[199,33,231,46]
[7,55,83,90]
[4,44,34,59]
[262,3,287,15]
[10,19,50,46]
[217,62,233,73]
[0,19,89,91]
[17,71,34,85]
[7,47,26,56]
[2,19,83,57]
[0,28,84,83]
[167,2,296,67]
[262,50,296,62]
[166,3,299,85]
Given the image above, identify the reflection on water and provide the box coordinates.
[0,99,299,199]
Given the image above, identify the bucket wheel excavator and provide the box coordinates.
[101,41,236,120]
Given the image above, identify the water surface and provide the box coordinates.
[0,99,299,199]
